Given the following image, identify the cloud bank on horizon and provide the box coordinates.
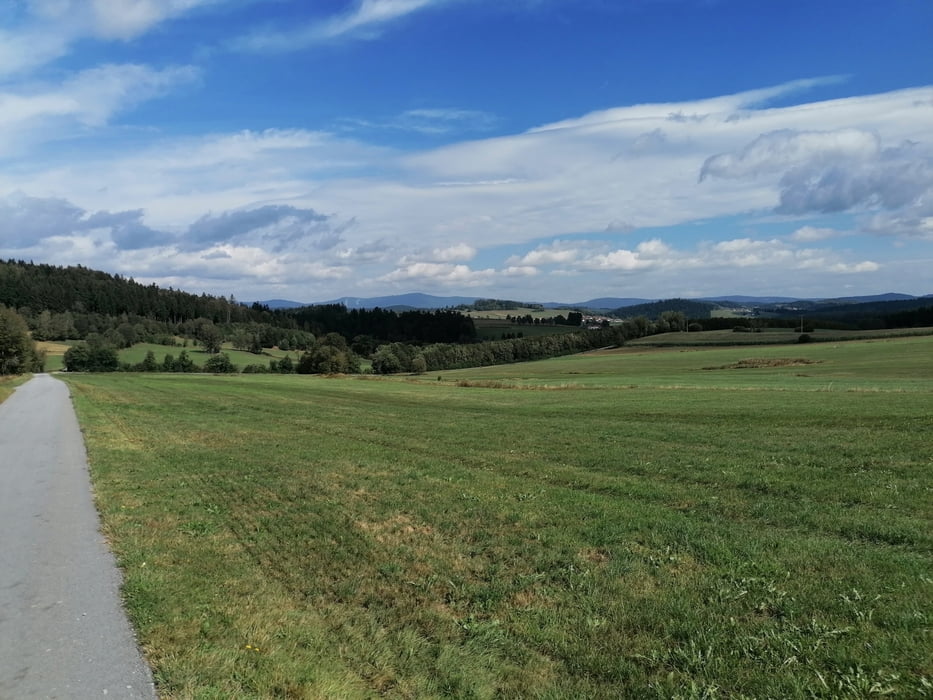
[1,0,931,302]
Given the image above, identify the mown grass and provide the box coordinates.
[62,336,933,698]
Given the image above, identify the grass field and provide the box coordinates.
[627,327,933,347]
[36,340,72,371]
[34,340,299,372]
[116,342,300,369]
[61,336,932,698]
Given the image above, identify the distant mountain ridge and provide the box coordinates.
[253,292,930,312]
[250,292,932,314]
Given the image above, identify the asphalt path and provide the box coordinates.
[0,374,157,699]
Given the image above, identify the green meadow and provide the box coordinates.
[59,336,932,698]
[116,342,301,369]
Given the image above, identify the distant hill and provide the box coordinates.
[541,298,653,311]
[786,297,933,318]
[614,298,719,319]
[322,293,479,310]
[255,299,307,309]
[698,295,803,305]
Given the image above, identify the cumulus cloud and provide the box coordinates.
[509,241,580,266]
[380,262,495,286]
[427,243,476,262]
[503,265,538,277]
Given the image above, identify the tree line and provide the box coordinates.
[0,259,476,349]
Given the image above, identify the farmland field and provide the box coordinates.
[61,336,932,698]
[626,326,933,347]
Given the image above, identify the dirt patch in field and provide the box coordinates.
[704,358,821,370]
[356,513,434,546]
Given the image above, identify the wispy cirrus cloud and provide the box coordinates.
[233,0,448,52]
[0,63,200,157]
[0,0,225,76]
[340,108,497,136]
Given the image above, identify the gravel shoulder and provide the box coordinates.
[0,374,157,699]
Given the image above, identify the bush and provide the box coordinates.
[798,333,813,344]
[174,350,198,372]
[203,353,237,373]
[64,343,119,372]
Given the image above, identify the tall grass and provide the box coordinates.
[63,335,933,698]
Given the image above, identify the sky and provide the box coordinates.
[1,0,932,304]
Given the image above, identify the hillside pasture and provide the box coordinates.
[627,326,933,347]
[62,335,933,698]
[116,342,300,370]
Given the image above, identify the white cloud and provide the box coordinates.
[700,129,880,181]
[829,261,880,273]
[503,266,538,277]
[87,0,219,40]
[4,79,930,298]
[428,243,476,262]
[341,108,498,136]
[509,241,580,266]
[0,0,223,76]
[234,0,445,52]
[379,262,495,287]
[578,248,649,271]
[0,64,199,156]
[789,226,842,242]
[776,141,933,216]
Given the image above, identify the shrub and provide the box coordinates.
[204,353,238,373]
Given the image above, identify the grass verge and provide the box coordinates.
[0,374,30,403]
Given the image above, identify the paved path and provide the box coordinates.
[0,374,157,699]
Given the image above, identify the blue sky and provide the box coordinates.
[1,0,931,303]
